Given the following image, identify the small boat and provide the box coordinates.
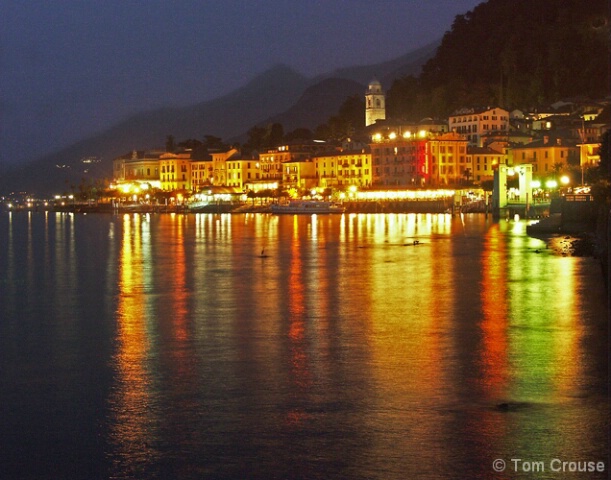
[270,200,345,214]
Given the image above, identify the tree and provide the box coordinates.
[284,128,313,142]
[166,135,176,152]
[317,95,365,142]
[598,129,611,180]
[245,126,267,152]
[266,123,284,148]
[203,135,226,150]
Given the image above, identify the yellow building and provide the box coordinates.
[314,149,372,189]
[427,132,469,186]
[226,157,264,191]
[208,148,239,186]
[510,135,579,177]
[258,141,329,186]
[159,152,192,191]
[191,159,213,191]
[113,150,164,185]
[468,146,505,184]
[577,142,601,170]
[281,160,317,191]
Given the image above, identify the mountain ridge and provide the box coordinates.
[1,45,437,195]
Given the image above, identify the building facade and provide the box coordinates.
[509,135,579,176]
[280,160,317,191]
[427,132,469,186]
[159,152,192,191]
[370,137,428,187]
[468,146,505,184]
[314,149,372,189]
[449,107,509,146]
[113,150,164,185]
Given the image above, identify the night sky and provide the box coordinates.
[1,0,483,166]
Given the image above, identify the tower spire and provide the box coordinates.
[365,78,386,127]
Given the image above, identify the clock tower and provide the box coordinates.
[365,79,386,127]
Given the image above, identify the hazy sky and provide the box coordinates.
[0,0,483,166]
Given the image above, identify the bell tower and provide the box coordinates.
[365,79,385,126]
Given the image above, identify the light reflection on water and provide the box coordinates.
[0,212,608,479]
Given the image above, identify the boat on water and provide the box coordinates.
[270,200,345,214]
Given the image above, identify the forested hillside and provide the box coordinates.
[387,0,610,120]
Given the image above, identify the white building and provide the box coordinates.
[449,106,509,146]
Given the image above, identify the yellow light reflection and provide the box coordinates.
[108,214,159,472]
[168,215,188,343]
[285,220,312,427]
[481,222,509,397]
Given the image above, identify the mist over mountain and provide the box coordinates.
[313,41,441,89]
[0,45,434,195]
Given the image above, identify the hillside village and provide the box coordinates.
[110,79,609,204]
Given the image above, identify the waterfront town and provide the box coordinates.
[3,79,609,215]
[92,81,610,209]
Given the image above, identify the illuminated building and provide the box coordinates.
[469,146,505,184]
[427,132,469,186]
[313,148,372,189]
[449,106,509,146]
[159,152,193,191]
[370,133,428,187]
[280,159,316,191]
[577,142,601,173]
[226,156,263,190]
[509,135,579,176]
[209,148,239,186]
[113,150,164,183]
[369,130,467,187]
[258,141,329,186]
[365,79,386,127]
[190,158,213,191]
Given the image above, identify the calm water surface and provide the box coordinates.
[0,211,608,479]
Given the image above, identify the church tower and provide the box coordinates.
[365,79,386,126]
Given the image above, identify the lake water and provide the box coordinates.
[0,211,608,479]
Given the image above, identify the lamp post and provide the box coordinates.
[560,175,570,195]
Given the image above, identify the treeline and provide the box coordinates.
[170,0,609,151]
[387,0,610,120]
[165,94,366,154]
